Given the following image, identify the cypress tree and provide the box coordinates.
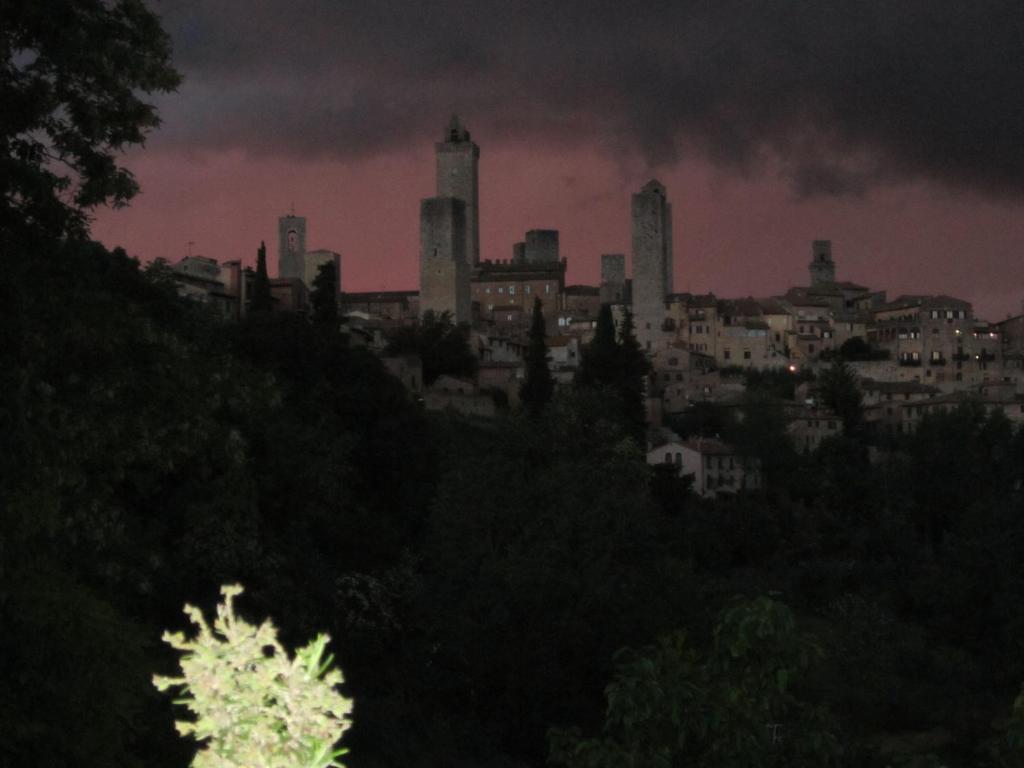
[250,241,272,314]
[310,260,338,326]
[616,307,651,441]
[576,303,619,388]
[520,297,554,416]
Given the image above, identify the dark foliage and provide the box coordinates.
[311,259,339,326]
[519,297,554,416]
[250,240,272,314]
[0,0,181,240]
[385,310,478,386]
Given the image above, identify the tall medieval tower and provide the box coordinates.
[631,180,674,352]
[419,197,470,323]
[809,240,836,286]
[278,214,306,280]
[435,115,480,266]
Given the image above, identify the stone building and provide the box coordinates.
[340,290,419,321]
[631,180,674,352]
[278,214,306,280]
[419,197,471,323]
[436,115,480,267]
[647,436,761,498]
[470,259,566,326]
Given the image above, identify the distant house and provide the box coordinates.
[646,433,761,498]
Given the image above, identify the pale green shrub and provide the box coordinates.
[154,584,353,768]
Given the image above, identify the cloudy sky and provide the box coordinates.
[91,0,1024,319]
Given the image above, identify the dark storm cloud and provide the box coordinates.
[151,0,1024,196]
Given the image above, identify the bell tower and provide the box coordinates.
[435,115,480,266]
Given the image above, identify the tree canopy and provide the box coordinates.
[1,0,181,241]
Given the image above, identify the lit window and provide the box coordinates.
[509,285,516,295]
[545,283,551,294]
[498,287,504,294]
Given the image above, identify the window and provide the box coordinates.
[509,285,516,295]
[545,283,551,294]
[743,350,751,359]
[665,452,672,464]
[827,421,836,429]
[498,286,504,294]
[485,287,491,294]
[675,452,682,465]
[525,284,531,293]
[723,350,731,360]
[809,344,815,354]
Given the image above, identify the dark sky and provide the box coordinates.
[92,0,1024,319]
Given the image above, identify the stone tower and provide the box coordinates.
[809,240,835,286]
[600,253,627,304]
[419,197,470,324]
[435,115,480,267]
[278,214,306,280]
[631,180,674,351]
[524,229,559,264]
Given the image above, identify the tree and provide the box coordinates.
[1,0,182,241]
[549,597,842,768]
[385,311,477,386]
[311,260,339,326]
[251,240,273,314]
[817,360,863,434]
[519,297,554,416]
[615,307,651,441]
[575,304,618,388]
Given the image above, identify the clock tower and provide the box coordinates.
[435,115,480,266]
[277,214,307,280]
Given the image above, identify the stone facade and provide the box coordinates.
[419,197,470,323]
[809,239,835,286]
[631,180,673,352]
[471,260,566,326]
[436,115,480,267]
[278,215,307,280]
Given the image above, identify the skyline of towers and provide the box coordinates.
[436,114,480,267]
[631,179,674,351]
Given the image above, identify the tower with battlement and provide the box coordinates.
[809,240,835,286]
[419,197,470,323]
[631,180,674,351]
[435,115,480,267]
[278,214,306,280]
